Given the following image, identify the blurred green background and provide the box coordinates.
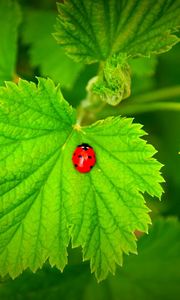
[0,0,179,299]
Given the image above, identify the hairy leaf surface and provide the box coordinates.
[0,219,179,300]
[55,0,180,63]
[0,78,163,281]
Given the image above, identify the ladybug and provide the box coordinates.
[72,143,96,173]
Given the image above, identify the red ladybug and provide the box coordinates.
[72,143,96,173]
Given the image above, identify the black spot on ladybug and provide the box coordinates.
[78,155,82,158]
[75,164,78,167]
[90,165,93,169]
[88,155,92,159]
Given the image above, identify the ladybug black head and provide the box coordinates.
[78,143,92,150]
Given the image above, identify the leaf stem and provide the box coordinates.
[95,86,180,119]
[118,102,180,116]
[80,85,180,124]
[96,102,180,118]
[129,85,180,104]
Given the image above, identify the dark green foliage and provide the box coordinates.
[0,0,179,299]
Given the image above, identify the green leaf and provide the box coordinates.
[0,78,163,281]
[0,0,21,85]
[1,219,179,300]
[55,0,180,64]
[22,9,83,89]
[86,56,157,107]
[91,53,131,105]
